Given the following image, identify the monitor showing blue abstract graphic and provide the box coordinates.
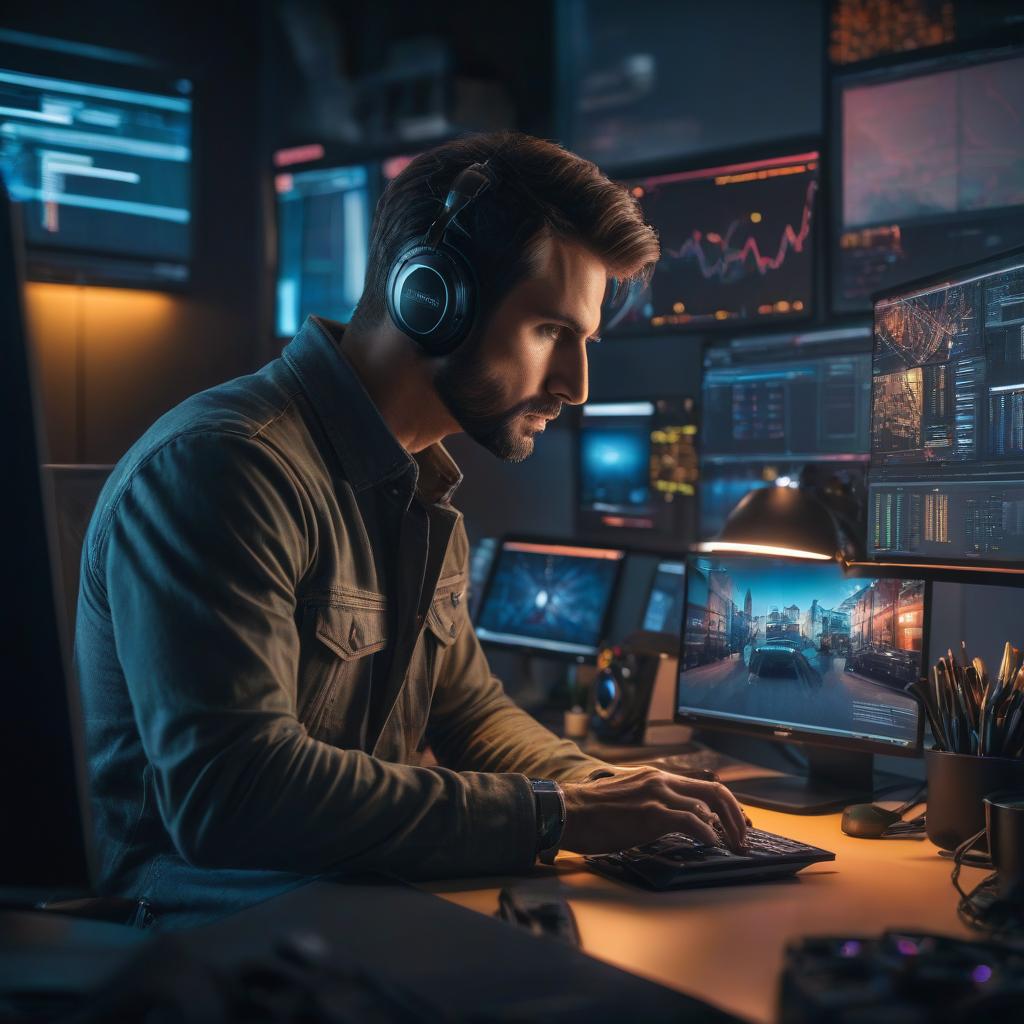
[0,62,192,285]
[275,163,372,336]
[476,540,625,658]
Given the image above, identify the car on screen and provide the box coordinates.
[747,643,822,690]
[847,645,920,689]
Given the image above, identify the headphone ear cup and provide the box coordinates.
[386,242,476,356]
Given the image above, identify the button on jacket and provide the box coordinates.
[75,315,609,927]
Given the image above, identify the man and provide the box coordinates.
[76,132,746,928]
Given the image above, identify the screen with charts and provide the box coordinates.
[678,554,924,749]
[699,328,873,539]
[0,64,192,285]
[606,150,818,334]
[275,162,373,336]
[642,560,686,636]
[867,248,1024,566]
[833,46,1024,313]
[475,540,625,658]
[577,398,698,542]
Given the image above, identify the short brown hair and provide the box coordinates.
[349,131,659,332]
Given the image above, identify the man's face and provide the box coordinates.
[434,235,607,462]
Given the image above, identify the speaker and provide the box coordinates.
[590,631,692,745]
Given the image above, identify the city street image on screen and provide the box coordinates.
[868,253,1024,563]
[678,555,923,748]
[475,542,624,657]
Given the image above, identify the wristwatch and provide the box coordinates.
[529,778,566,865]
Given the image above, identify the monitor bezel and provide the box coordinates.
[828,40,1024,318]
[573,394,698,552]
[604,136,823,338]
[673,552,928,759]
[0,34,196,291]
[474,533,627,663]
[863,242,1024,580]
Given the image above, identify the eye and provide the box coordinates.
[540,323,563,342]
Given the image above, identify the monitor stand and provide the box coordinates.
[728,747,876,815]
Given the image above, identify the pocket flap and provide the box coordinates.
[426,580,467,649]
[315,604,388,660]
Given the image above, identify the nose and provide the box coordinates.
[546,336,589,407]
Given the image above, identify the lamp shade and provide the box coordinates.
[697,485,859,561]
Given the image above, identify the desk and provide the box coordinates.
[428,802,989,1024]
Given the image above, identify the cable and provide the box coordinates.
[951,827,1024,938]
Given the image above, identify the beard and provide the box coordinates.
[434,343,561,463]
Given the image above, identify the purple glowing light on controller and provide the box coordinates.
[896,938,919,956]
[840,941,862,957]
[972,964,993,984]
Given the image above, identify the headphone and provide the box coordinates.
[385,160,494,357]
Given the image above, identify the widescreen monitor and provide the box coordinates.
[678,554,926,755]
[607,149,819,334]
[867,246,1024,569]
[475,539,625,659]
[832,45,1024,313]
[577,398,697,544]
[699,327,872,538]
[0,47,192,287]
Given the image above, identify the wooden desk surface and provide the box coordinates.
[427,803,989,1024]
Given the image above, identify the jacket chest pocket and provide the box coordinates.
[423,574,468,679]
[298,596,387,744]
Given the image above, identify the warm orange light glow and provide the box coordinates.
[504,541,625,560]
[696,541,833,561]
[750,211,762,223]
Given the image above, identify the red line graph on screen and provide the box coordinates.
[662,179,817,281]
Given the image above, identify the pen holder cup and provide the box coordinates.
[925,748,1024,852]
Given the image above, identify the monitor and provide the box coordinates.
[606,148,819,334]
[0,38,192,288]
[577,397,698,545]
[274,161,374,337]
[2,183,92,890]
[475,539,625,659]
[832,44,1024,313]
[641,560,686,637]
[677,553,926,812]
[699,327,873,538]
[866,246,1024,570]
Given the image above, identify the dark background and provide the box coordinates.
[7,0,1022,682]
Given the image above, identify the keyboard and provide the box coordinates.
[585,827,835,891]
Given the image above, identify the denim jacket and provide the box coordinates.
[75,315,607,927]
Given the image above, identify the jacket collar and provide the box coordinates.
[282,316,463,506]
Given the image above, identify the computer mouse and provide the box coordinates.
[841,803,902,838]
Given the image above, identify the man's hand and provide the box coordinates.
[559,767,748,854]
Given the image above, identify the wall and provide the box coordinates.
[13,2,269,464]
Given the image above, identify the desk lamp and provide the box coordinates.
[697,468,864,563]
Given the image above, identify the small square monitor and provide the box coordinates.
[577,397,698,545]
[678,553,926,753]
[475,539,625,659]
